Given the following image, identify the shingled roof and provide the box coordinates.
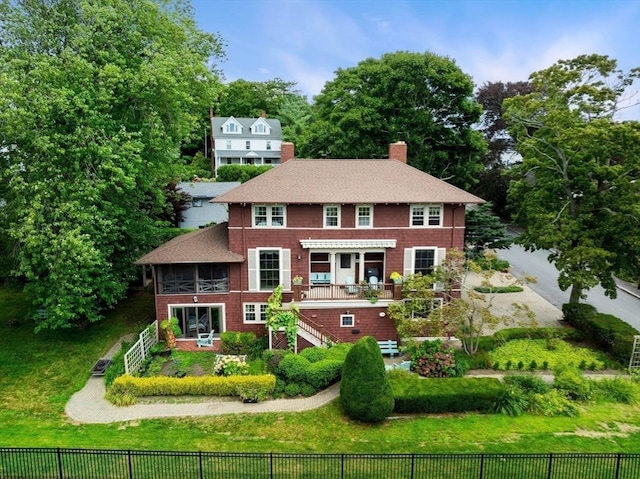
[212,159,484,205]
[135,223,244,265]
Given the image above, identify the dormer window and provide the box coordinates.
[222,118,242,134]
[250,119,270,135]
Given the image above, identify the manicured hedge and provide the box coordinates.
[110,374,275,399]
[494,327,583,343]
[220,331,259,355]
[391,377,505,414]
[562,303,639,364]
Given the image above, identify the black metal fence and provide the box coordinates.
[1,448,639,479]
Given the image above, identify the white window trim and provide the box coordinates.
[340,313,355,328]
[253,204,286,227]
[248,247,291,291]
[323,205,341,228]
[356,204,373,228]
[243,303,268,323]
[222,118,242,134]
[192,198,203,208]
[410,204,443,227]
[403,247,446,290]
[250,118,270,135]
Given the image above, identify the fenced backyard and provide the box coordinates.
[1,448,639,479]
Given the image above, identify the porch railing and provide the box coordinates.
[159,278,229,294]
[294,282,401,301]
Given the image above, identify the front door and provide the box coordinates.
[335,253,356,285]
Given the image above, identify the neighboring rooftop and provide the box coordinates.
[177,181,240,198]
[135,223,244,265]
[213,159,485,205]
[211,116,282,139]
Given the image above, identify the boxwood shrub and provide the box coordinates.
[391,377,505,414]
[220,331,259,356]
[494,327,583,343]
[562,303,639,364]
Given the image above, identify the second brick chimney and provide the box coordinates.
[281,142,295,163]
[388,141,407,163]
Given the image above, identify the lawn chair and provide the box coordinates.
[197,330,214,348]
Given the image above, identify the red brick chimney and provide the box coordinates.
[261,110,267,118]
[389,141,407,163]
[281,142,295,163]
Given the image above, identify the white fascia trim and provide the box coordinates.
[300,239,397,249]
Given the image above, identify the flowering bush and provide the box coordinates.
[410,340,457,378]
[214,355,249,377]
[390,271,402,281]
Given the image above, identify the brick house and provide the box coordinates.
[136,142,483,348]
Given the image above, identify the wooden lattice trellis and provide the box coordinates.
[269,327,297,353]
[629,335,640,372]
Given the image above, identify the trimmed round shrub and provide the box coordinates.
[300,347,327,363]
[305,360,343,389]
[340,336,394,423]
[300,383,317,397]
[276,354,310,383]
[284,382,302,397]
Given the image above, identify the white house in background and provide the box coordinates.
[177,181,240,229]
[211,115,294,173]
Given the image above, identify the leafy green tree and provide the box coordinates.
[472,81,534,217]
[340,336,394,423]
[504,54,640,304]
[464,202,512,258]
[0,0,224,329]
[298,51,486,188]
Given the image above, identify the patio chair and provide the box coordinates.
[345,276,358,294]
[369,276,380,291]
[197,330,214,348]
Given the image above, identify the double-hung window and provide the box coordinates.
[259,250,280,290]
[411,204,442,227]
[245,140,251,150]
[244,303,268,323]
[226,140,232,149]
[357,205,373,228]
[324,205,340,228]
[253,205,286,227]
[414,248,436,275]
[266,140,271,150]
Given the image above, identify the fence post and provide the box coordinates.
[341,453,345,479]
[479,454,484,479]
[270,452,274,479]
[128,450,133,479]
[56,447,64,479]
[199,451,203,479]
[615,453,621,479]
[546,453,553,479]
[410,453,415,479]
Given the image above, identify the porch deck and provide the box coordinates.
[295,283,398,301]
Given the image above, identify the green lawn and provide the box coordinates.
[2,286,640,453]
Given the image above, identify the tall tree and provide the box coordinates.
[0,0,225,329]
[298,51,486,189]
[472,81,534,216]
[504,54,640,304]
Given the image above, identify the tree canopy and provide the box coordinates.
[297,51,486,189]
[504,54,640,304]
[0,0,225,329]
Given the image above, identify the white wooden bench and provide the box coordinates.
[378,339,399,357]
[310,272,331,285]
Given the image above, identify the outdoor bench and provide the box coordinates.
[378,339,400,357]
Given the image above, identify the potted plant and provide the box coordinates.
[292,275,303,285]
[390,271,403,284]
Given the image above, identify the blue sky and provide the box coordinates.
[192,0,640,119]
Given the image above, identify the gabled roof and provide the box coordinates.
[177,181,240,199]
[213,159,484,205]
[212,116,282,139]
[135,223,244,265]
